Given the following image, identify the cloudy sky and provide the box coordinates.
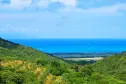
[0,0,126,39]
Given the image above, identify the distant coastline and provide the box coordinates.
[65,57,103,61]
[50,52,118,58]
[50,52,119,61]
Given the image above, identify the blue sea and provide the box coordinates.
[9,39,126,53]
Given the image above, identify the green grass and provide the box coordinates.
[0,37,64,62]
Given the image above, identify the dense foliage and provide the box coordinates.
[0,66,39,84]
[93,54,126,82]
[0,38,126,84]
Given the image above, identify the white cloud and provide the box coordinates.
[82,3,126,14]
[36,0,76,8]
[0,0,126,16]
[0,0,76,9]
[0,0,32,10]
[10,0,32,9]
[60,3,126,15]
[58,0,76,7]
[37,0,50,8]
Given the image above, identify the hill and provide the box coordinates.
[62,52,126,84]
[0,38,68,84]
[0,37,62,62]
[93,53,126,82]
[0,37,126,84]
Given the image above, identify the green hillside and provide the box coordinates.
[0,38,68,84]
[61,52,126,84]
[0,38,126,84]
[0,37,61,62]
[93,53,126,82]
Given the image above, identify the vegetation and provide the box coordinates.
[0,37,60,62]
[1,66,39,84]
[0,38,126,84]
[93,54,126,82]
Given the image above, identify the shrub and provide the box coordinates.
[35,58,48,66]
[50,61,68,76]
[79,65,94,76]
[0,67,39,84]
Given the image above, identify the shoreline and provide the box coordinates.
[64,57,104,61]
[49,52,118,58]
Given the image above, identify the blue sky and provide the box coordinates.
[0,0,126,39]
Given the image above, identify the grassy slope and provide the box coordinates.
[0,38,66,84]
[93,52,126,82]
[1,59,65,84]
[63,53,126,84]
[0,37,61,62]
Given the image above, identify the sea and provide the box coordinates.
[9,39,126,53]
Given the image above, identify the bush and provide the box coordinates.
[50,61,60,67]
[0,67,39,84]
[35,58,48,66]
[50,61,68,76]
[79,65,94,76]
[70,64,79,72]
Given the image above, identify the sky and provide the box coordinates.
[0,0,126,39]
